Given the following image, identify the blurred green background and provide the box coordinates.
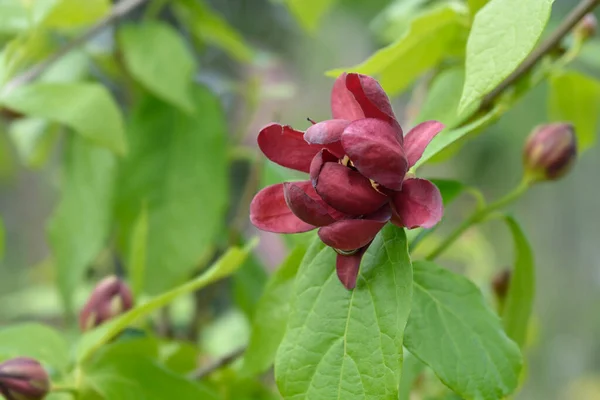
[0,0,599,399]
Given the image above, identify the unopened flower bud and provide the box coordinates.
[574,13,597,41]
[523,123,577,182]
[0,357,50,400]
[492,269,512,301]
[79,276,134,331]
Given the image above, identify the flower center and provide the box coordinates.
[334,248,360,256]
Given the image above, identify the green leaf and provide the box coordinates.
[459,0,554,112]
[275,225,412,399]
[75,240,256,363]
[501,216,534,349]
[82,340,217,400]
[412,109,497,170]
[398,349,426,400]
[119,22,196,113]
[8,118,59,168]
[0,323,70,372]
[429,179,466,206]
[115,87,228,294]
[41,0,110,29]
[327,5,468,96]
[405,261,522,400]
[415,67,465,125]
[174,0,254,63]
[160,341,199,374]
[48,135,116,313]
[242,245,307,376]
[548,70,600,151]
[467,0,489,16]
[0,0,29,34]
[126,205,148,298]
[283,0,336,33]
[0,83,127,155]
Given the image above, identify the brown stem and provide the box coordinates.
[1,0,149,94]
[480,0,600,110]
[188,347,246,380]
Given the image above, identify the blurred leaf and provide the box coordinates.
[429,179,466,206]
[0,0,29,34]
[467,0,489,16]
[405,261,522,400]
[175,0,254,63]
[548,70,600,151]
[76,240,256,363]
[82,340,217,400]
[0,215,4,260]
[0,83,127,155]
[8,118,59,168]
[502,216,535,349]
[415,67,465,125]
[119,21,196,113]
[0,323,69,372]
[160,341,198,374]
[116,87,228,294]
[48,135,116,313]
[327,4,469,96]
[398,349,426,400]
[126,205,148,298]
[41,0,109,29]
[459,0,553,112]
[275,225,412,399]
[233,254,268,321]
[280,0,336,33]
[0,30,53,85]
[40,51,89,83]
[242,245,307,376]
[412,109,497,169]
[370,0,428,44]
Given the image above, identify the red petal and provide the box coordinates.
[392,179,443,229]
[250,183,316,233]
[331,73,365,121]
[403,121,445,167]
[304,119,348,157]
[318,205,391,250]
[283,182,336,226]
[336,245,370,290]
[309,148,339,186]
[341,118,408,190]
[314,162,388,215]
[257,123,322,173]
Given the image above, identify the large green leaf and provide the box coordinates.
[459,0,554,112]
[119,22,196,113]
[327,5,468,96]
[405,261,522,400]
[275,225,412,399]
[242,245,307,376]
[283,0,336,33]
[115,87,228,294]
[82,340,217,400]
[0,83,127,155]
[501,216,534,349]
[76,241,256,363]
[548,70,600,151]
[174,0,253,63]
[48,135,116,313]
[0,323,70,372]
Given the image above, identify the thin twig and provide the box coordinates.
[480,0,600,110]
[188,347,246,380]
[2,0,149,94]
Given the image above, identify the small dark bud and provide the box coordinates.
[79,275,134,332]
[0,357,50,400]
[492,269,512,301]
[574,13,597,41]
[523,123,577,183]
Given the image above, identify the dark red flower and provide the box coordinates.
[250,73,444,289]
[79,275,134,331]
[0,357,49,400]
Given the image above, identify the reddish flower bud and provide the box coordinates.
[79,276,134,331]
[523,123,577,182]
[574,13,597,40]
[492,269,512,301]
[0,357,50,400]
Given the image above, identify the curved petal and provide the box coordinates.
[318,205,391,250]
[336,245,370,290]
[404,121,445,167]
[304,119,348,157]
[345,74,396,122]
[331,73,365,121]
[315,162,388,215]
[283,182,336,226]
[250,183,316,233]
[257,123,322,173]
[341,118,408,190]
[309,148,339,186]
[392,178,443,229]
